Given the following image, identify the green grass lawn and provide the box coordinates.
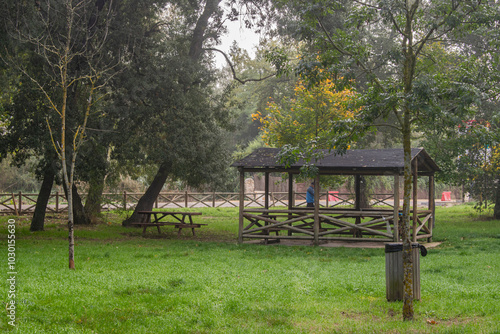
[1,205,499,333]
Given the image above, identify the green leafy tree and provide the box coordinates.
[267,0,500,320]
[120,0,278,224]
[427,118,500,217]
[417,42,500,218]
[119,0,232,225]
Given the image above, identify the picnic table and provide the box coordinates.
[131,211,205,236]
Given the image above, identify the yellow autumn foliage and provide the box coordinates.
[252,74,361,147]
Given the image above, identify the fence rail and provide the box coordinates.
[0,191,398,216]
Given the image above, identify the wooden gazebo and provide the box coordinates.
[231,147,440,245]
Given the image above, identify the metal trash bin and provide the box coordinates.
[385,242,427,301]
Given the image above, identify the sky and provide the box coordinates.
[214,19,261,68]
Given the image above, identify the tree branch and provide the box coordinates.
[372,122,402,132]
[205,48,276,84]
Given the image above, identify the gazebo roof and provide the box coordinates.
[231,147,440,175]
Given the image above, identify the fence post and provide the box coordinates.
[155,194,158,209]
[18,191,22,215]
[11,193,19,216]
[56,192,59,213]
[212,192,216,207]
[123,191,127,211]
[185,190,188,208]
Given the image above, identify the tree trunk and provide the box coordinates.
[63,182,90,225]
[494,177,500,220]
[359,175,370,209]
[188,0,221,61]
[72,184,90,225]
[402,132,414,321]
[401,1,418,320]
[84,169,106,223]
[122,161,172,226]
[30,164,56,231]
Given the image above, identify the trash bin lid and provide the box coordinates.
[385,242,422,253]
[385,243,403,253]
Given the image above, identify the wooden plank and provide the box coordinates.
[130,222,206,227]
[416,233,432,240]
[318,214,393,238]
[215,193,238,208]
[242,218,261,231]
[242,234,394,242]
[319,215,395,235]
[314,176,320,245]
[12,193,19,216]
[138,211,202,215]
[415,214,432,234]
[242,234,315,240]
[238,169,245,243]
[393,173,400,242]
[243,208,403,216]
[242,213,315,235]
[428,175,435,242]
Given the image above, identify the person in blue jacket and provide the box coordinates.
[306,182,314,207]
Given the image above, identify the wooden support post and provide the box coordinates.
[288,173,293,210]
[355,175,361,211]
[314,176,320,246]
[18,191,22,215]
[393,173,400,242]
[288,173,293,236]
[56,191,59,213]
[264,172,270,209]
[238,169,245,244]
[213,192,216,207]
[155,194,158,209]
[123,191,127,211]
[428,175,435,242]
[354,175,362,237]
[11,193,19,217]
[412,160,418,242]
[185,190,188,208]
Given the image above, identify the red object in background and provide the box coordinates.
[441,191,451,201]
[328,191,339,202]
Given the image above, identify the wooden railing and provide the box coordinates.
[0,191,398,216]
[241,208,434,243]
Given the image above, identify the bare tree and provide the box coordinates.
[3,0,117,269]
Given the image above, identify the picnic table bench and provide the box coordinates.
[131,211,205,236]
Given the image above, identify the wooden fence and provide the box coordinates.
[0,191,398,216]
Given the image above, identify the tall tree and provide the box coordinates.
[418,40,500,218]
[121,0,238,225]
[2,0,117,269]
[267,0,500,320]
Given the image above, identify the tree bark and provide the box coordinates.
[30,164,56,231]
[401,1,418,321]
[494,177,500,220]
[84,169,106,223]
[188,0,221,61]
[122,1,220,226]
[122,161,172,226]
[402,134,414,321]
[359,175,370,209]
[63,181,90,225]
